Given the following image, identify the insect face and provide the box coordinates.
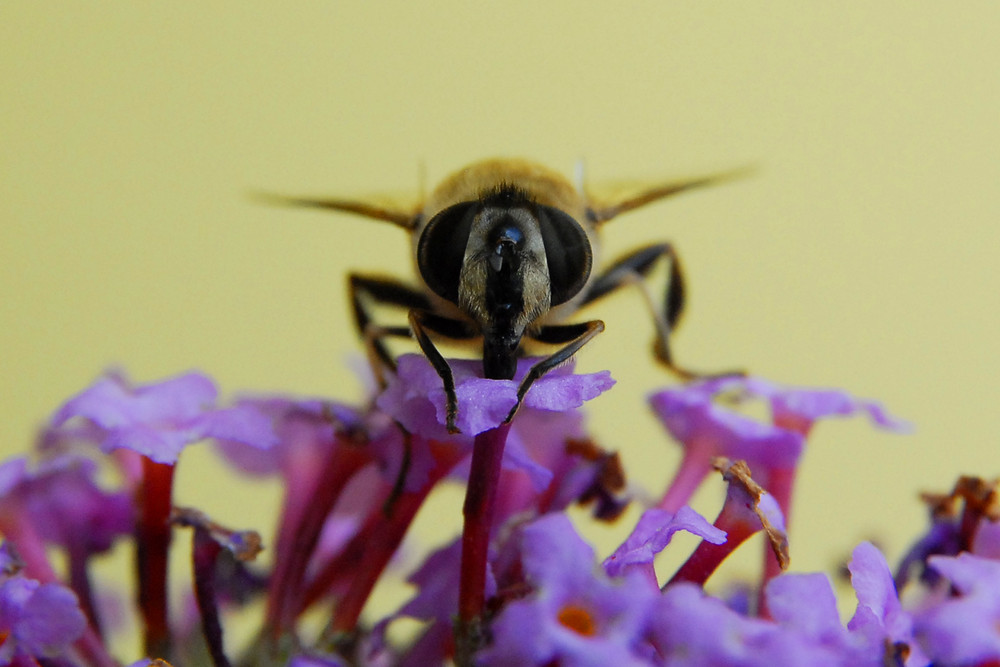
[417,185,593,380]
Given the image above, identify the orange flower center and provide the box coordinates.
[557,603,596,636]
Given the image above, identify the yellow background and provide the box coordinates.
[2,1,999,650]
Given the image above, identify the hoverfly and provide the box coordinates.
[269,158,741,432]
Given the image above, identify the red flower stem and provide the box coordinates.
[759,465,796,608]
[191,527,232,667]
[457,423,512,642]
[299,518,376,612]
[667,508,757,588]
[265,442,371,635]
[328,491,425,634]
[136,458,175,659]
[326,442,463,634]
[68,541,103,641]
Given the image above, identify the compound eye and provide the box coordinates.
[417,202,477,303]
[537,206,592,306]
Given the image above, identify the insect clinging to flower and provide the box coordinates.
[266,158,742,432]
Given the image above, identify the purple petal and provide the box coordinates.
[288,656,349,667]
[195,404,280,450]
[649,386,803,468]
[766,573,843,642]
[520,369,615,411]
[480,514,657,667]
[652,583,787,666]
[52,371,217,430]
[520,513,596,587]
[604,506,725,578]
[379,354,614,438]
[446,378,517,436]
[48,371,229,463]
[915,554,1000,664]
[926,551,1000,596]
[742,377,913,433]
[847,542,925,665]
[0,577,87,660]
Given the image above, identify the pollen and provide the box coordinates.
[557,603,597,636]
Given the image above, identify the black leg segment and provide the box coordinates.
[506,319,605,423]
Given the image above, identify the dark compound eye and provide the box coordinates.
[417,202,477,303]
[536,206,592,306]
[417,201,592,308]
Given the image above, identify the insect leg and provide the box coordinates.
[579,243,699,378]
[507,320,606,422]
[407,310,476,434]
[348,274,433,384]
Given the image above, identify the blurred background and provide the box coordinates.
[2,1,998,649]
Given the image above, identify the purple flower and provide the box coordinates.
[0,553,87,662]
[377,354,614,439]
[766,573,866,661]
[378,354,616,501]
[371,538,496,666]
[288,656,349,667]
[650,380,802,512]
[603,506,725,583]
[650,379,804,467]
[896,477,1000,589]
[50,370,277,464]
[740,377,912,436]
[913,553,1000,665]
[847,541,927,666]
[651,583,792,666]
[212,397,374,477]
[651,376,909,513]
[477,513,657,667]
[654,571,894,666]
[0,456,132,558]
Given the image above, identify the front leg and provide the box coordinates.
[408,310,479,434]
[348,274,433,384]
[508,320,606,423]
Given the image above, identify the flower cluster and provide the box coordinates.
[1,353,997,666]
